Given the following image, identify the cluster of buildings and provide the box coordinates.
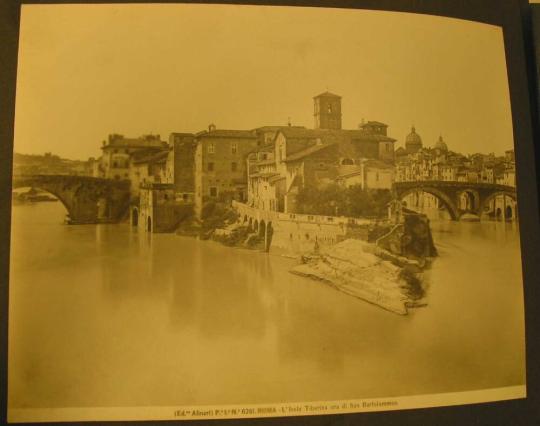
[395,128,516,186]
[394,127,516,216]
[88,92,401,232]
[82,91,516,231]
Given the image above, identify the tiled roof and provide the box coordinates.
[337,167,362,179]
[249,172,280,179]
[252,125,305,132]
[248,144,275,154]
[283,142,338,163]
[104,137,167,149]
[132,150,169,165]
[196,129,257,139]
[313,91,341,98]
[269,175,285,183]
[254,158,276,166]
[169,132,193,137]
[360,121,388,127]
[276,127,396,143]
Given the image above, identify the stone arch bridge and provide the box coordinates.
[12,175,131,224]
[393,181,517,221]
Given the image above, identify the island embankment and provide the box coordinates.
[175,200,437,315]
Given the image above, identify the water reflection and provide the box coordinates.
[8,202,525,408]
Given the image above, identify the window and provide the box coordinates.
[208,162,214,172]
[182,193,188,202]
[231,162,237,172]
[262,153,268,160]
[327,104,332,113]
[209,187,217,197]
[113,161,118,167]
[208,143,215,154]
[231,143,238,154]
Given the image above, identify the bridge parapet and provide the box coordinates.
[394,180,516,193]
[232,201,373,227]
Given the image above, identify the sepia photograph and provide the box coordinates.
[6,2,528,423]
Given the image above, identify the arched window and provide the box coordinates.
[341,158,354,165]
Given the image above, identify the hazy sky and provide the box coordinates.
[14,4,514,160]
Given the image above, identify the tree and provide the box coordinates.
[296,184,391,218]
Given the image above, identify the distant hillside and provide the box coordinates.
[13,152,93,177]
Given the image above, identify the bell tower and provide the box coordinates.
[314,91,342,130]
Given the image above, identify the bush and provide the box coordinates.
[295,184,392,218]
[200,201,239,234]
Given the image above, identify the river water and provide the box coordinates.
[8,202,525,409]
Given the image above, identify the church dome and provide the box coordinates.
[405,126,422,153]
[435,135,448,152]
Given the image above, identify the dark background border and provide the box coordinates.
[1,0,539,425]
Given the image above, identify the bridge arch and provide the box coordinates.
[12,184,74,219]
[457,188,480,212]
[480,191,517,220]
[266,221,274,252]
[131,207,139,226]
[259,220,266,238]
[398,187,459,220]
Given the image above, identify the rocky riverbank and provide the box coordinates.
[290,238,429,315]
[290,213,437,315]
[175,202,267,250]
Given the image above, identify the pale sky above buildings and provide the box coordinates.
[14,3,513,160]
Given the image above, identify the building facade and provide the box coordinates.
[194,126,259,217]
[99,134,167,180]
